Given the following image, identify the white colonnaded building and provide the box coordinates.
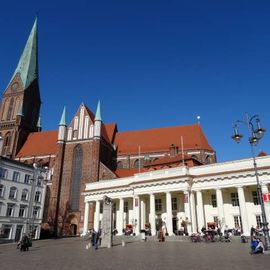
[82,155,270,237]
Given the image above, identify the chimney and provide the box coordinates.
[169,144,178,157]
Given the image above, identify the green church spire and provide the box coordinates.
[59,106,66,126]
[8,18,38,89]
[95,100,102,122]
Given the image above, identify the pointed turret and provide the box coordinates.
[8,17,38,89]
[94,101,102,138]
[58,107,67,142]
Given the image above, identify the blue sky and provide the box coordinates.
[0,0,270,162]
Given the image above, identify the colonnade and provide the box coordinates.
[83,184,270,236]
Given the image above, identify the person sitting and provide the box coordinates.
[250,237,264,254]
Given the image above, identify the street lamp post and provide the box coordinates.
[232,114,270,250]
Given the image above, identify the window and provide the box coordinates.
[21,189,29,201]
[6,203,15,217]
[19,205,27,217]
[124,201,129,213]
[34,191,41,203]
[112,203,116,214]
[0,224,12,239]
[233,216,242,228]
[155,199,162,212]
[117,161,124,169]
[256,215,262,227]
[0,202,3,215]
[24,174,31,184]
[172,198,177,211]
[0,167,7,179]
[252,191,260,205]
[133,159,140,168]
[0,184,4,198]
[70,145,83,210]
[99,203,103,214]
[33,206,40,218]
[12,171,20,182]
[9,187,17,199]
[211,194,217,208]
[231,193,239,206]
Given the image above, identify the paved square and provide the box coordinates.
[0,238,269,270]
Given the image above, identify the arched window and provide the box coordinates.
[117,161,123,169]
[133,159,140,168]
[70,144,83,210]
[21,189,29,201]
[205,155,211,164]
[2,98,9,120]
[34,191,41,203]
[6,97,14,120]
[13,98,21,119]
[9,187,17,199]
[4,132,11,147]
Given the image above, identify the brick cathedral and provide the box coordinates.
[0,19,216,236]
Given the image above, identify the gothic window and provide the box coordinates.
[117,161,123,169]
[2,99,9,120]
[6,97,14,120]
[133,159,140,168]
[13,98,21,119]
[70,144,83,210]
[4,132,11,147]
[205,155,211,164]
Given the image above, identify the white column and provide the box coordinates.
[149,193,156,236]
[261,184,270,224]
[133,196,140,235]
[166,192,173,235]
[94,200,100,231]
[216,188,225,226]
[237,186,249,235]
[196,190,205,232]
[190,192,197,233]
[82,201,90,235]
[140,198,146,229]
[117,198,124,235]
[184,190,191,234]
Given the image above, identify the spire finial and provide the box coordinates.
[37,116,42,128]
[59,106,66,126]
[95,100,102,121]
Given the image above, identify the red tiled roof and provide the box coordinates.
[144,154,200,167]
[16,130,58,158]
[258,151,267,157]
[102,123,117,144]
[115,168,141,178]
[115,124,213,155]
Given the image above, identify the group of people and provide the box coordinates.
[17,233,32,252]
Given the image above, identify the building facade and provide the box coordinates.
[0,19,217,237]
[83,155,270,237]
[0,156,47,242]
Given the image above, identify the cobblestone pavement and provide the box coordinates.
[0,237,269,270]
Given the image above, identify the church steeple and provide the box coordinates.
[8,17,38,90]
[0,18,41,158]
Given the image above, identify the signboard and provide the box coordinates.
[263,193,270,202]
